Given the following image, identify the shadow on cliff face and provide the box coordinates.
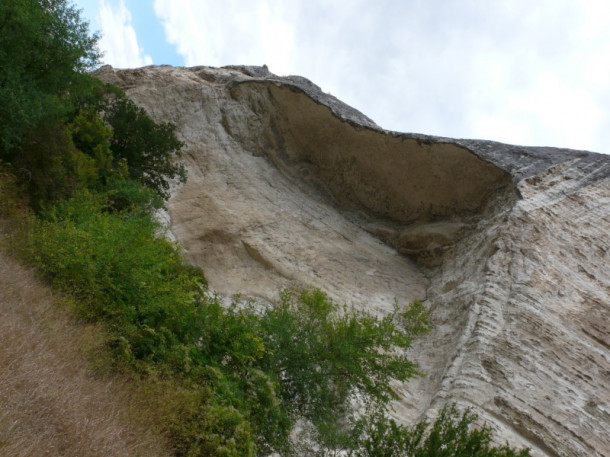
[227,82,517,265]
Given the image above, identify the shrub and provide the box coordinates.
[104,176,163,213]
[69,108,114,180]
[18,190,267,452]
[15,123,100,209]
[170,390,257,457]
[349,403,531,457]
[22,191,205,364]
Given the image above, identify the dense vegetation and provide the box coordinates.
[0,1,531,456]
[19,190,435,454]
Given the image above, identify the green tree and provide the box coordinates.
[256,289,432,449]
[104,95,187,200]
[0,0,100,157]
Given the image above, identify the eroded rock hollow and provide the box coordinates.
[96,65,610,457]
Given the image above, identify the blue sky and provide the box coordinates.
[74,0,182,66]
[73,0,610,154]
[115,1,179,65]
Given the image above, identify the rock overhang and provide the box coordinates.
[96,63,610,266]
[238,80,513,219]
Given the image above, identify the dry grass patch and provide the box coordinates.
[0,250,171,457]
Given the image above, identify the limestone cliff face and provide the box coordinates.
[96,65,610,457]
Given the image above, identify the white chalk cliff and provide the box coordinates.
[96,65,610,457]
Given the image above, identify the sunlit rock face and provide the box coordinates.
[97,65,610,457]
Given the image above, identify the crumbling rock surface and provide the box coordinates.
[96,64,610,457]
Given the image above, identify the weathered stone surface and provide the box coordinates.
[96,64,610,456]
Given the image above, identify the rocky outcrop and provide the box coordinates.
[96,64,610,456]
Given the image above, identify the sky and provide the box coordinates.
[73,0,610,154]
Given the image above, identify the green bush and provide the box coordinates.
[69,108,114,179]
[2,0,184,210]
[15,123,100,209]
[171,392,257,457]
[349,403,531,457]
[19,190,271,453]
[23,191,206,364]
[12,99,182,211]
[104,176,163,213]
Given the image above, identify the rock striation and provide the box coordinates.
[96,64,610,457]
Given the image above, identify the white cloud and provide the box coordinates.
[98,0,153,68]
[153,0,610,153]
[154,0,296,73]
[475,71,603,148]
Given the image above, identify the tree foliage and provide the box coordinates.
[1,1,185,208]
[0,0,99,156]
[104,95,187,200]
[257,289,430,445]
[349,403,531,457]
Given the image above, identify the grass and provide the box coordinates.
[0,233,171,456]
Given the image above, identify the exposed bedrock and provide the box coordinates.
[96,65,610,457]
